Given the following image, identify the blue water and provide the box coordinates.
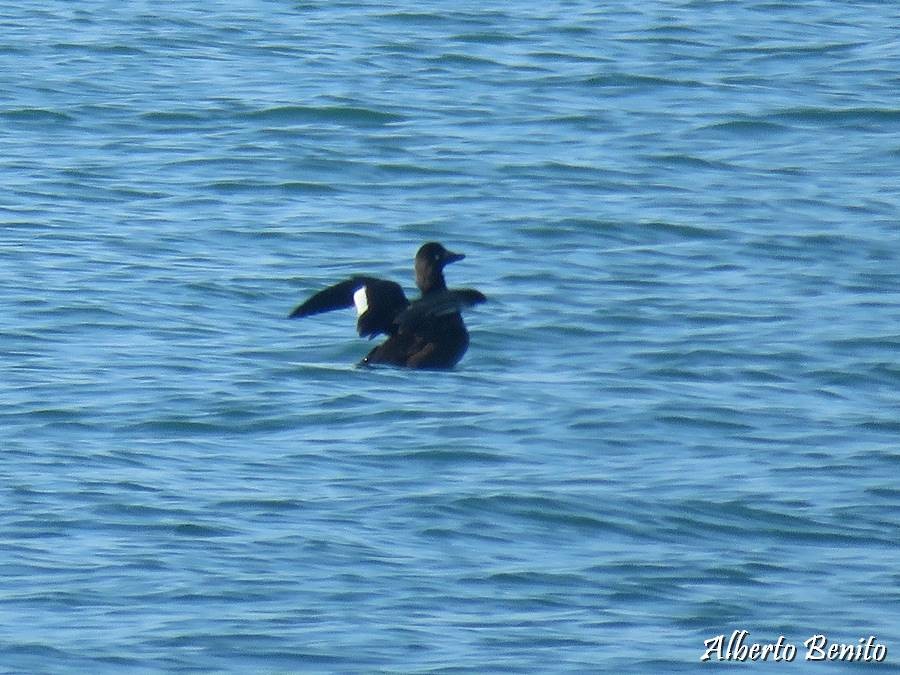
[3,1,900,672]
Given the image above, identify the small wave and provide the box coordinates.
[656,414,755,433]
[375,162,462,178]
[725,41,862,58]
[93,503,184,518]
[639,219,727,240]
[1,108,73,123]
[215,498,305,512]
[58,43,145,56]
[450,493,619,533]
[2,644,70,659]
[124,418,222,434]
[857,419,900,433]
[171,523,239,538]
[429,53,502,68]
[662,498,880,545]
[140,111,209,124]
[696,118,789,135]
[826,335,900,352]
[239,105,404,127]
[585,73,702,88]
[391,448,508,463]
[646,154,735,171]
[771,107,900,127]
[376,11,448,25]
[205,180,273,194]
[278,181,340,194]
[452,31,520,45]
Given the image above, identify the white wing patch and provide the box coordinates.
[353,286,369,317]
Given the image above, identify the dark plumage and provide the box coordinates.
[289,242,485,369]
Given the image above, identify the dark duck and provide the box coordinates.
[289,242,485,369]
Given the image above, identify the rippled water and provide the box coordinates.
[3,1,900,672]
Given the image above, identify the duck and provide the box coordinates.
[289,242,485,369]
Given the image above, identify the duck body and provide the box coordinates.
[289,243,484,369]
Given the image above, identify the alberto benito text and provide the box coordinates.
[702,631,888,663]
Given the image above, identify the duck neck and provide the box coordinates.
[417,272,447,296]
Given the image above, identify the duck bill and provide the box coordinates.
[444,251,465,264]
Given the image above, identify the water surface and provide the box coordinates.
[2,1,900,671]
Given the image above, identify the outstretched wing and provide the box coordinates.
[394,288,486,334]
[289,276,409,338]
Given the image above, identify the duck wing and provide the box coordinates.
[394,288,486,334]
[289,276,409,338]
